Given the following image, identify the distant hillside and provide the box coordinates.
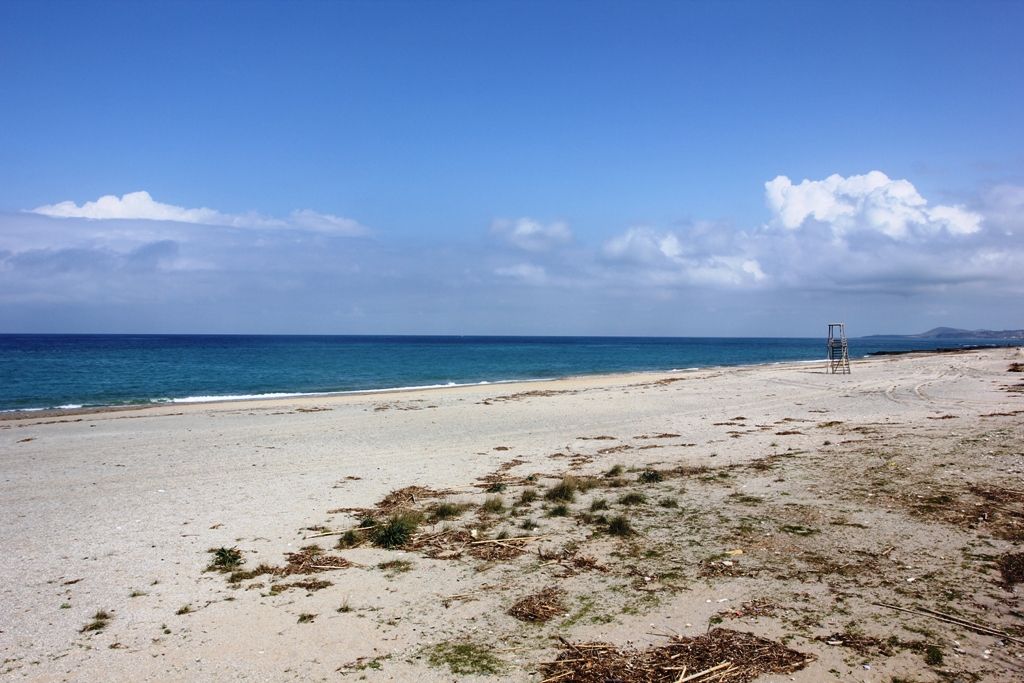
[863,327,1024,340]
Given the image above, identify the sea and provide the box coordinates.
[0,334,1017,412]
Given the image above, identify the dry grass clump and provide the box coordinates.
[998,552,1024,586]
[604,464,625,477]
[428,501,468,522]
[547,503,571,517]
[353,485,449,515]
[280,546,354,574]
[224,545,352,583]
[606,514,634,537]
[508,586,566,622]
[480,495,505,514]
[228,563,276,583]
[80,610,112,633]
[517,488,539,505]
[411,528,476,559]
[269,578,332,595]
[546,476,578,503]
[468,539,527,561]
[540,628,812,682]
[638,469,664,483]
[618,492,647,506]
[1008,362,1024,372]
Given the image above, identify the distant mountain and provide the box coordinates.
[863,327,1024,340]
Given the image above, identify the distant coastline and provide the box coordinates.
[861,326,1024,341]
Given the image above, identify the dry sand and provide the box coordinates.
[1,348,1023,681]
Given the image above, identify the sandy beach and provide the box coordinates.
[2,348,1023,681]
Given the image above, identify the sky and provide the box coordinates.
[1,0,1022,336]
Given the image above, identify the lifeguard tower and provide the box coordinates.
[827,323,850,374]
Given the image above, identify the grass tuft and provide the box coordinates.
[80,610,112,633]
[618,492,647,506]
[607,515,634,536]
[427,640,505,675]
[372,512,420,549]
[547,503,570,517]
[481,495,505,514]
[207,546,243,572]
[604,464,624,477]
[429,501,465,522]
[546,477,578,503]
[517,488,538,505]
[590,498,609,512]
[924,644,944,666]
[336,529,362,549]
[638,469,664,483]
[378,559,414,574]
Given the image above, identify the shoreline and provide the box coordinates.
[0,353,879,419]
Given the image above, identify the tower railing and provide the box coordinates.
[827,322,850,374]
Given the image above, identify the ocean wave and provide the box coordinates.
[155,392,314,404]
[149,379,531,405]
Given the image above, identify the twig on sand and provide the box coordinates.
[673,661,733,681]
[305,524,379,539]
[470,535,547,545]
[304,530,345,539]
[874,602,1024,645]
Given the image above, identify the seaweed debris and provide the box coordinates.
[541,628,812,682]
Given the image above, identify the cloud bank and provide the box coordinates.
[764,171,981,239]
[4,172,1021,335]
[30,191,368,236]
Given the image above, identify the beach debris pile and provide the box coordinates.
[540,628,813,682]
[507,586,566,622]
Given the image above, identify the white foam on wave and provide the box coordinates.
[158,392,311,404]
[150,378,546,405]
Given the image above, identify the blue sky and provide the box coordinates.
[1,0,1022,335]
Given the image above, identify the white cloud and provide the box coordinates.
[288,209,369,236]
[29,191,368,236]
[979,184,1024,235]
[765,171,981,239]
[491,217,571,251]
[603,227,686,263]
[601,226,765,287]
[495,263,548,285]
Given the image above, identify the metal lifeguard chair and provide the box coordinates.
[827,323,850,374]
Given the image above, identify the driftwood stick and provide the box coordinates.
[470,535,548,545]
[305,530,345,539]
[874,602,1024,645]
[557,635,584,657]
[309,564,351,570]
[916,606,1024,644]
[539,672,573,683]
[674,661,732,681]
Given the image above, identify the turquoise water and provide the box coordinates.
[0,334,1014,411]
